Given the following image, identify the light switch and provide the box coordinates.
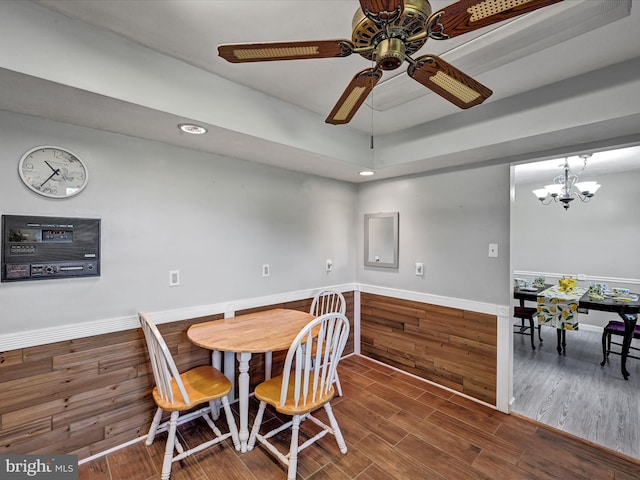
[326,259,333,272]
[488,243,498,258]
[415,263,424,276]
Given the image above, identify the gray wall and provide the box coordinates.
[357,164,512,306]
[512,168,640,326]
[0,110,357,335]
[2,109,527,338]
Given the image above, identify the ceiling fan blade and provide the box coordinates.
[407,55,492,109]
[326,68,382,125]
[218,39,354,63]
[429,0,562,39]
[359,0,404,23]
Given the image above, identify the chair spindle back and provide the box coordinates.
[139,312,190,406]
[310,290,346,316]
[279,313,349,408]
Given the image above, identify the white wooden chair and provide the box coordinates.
[248,313,350,480]
[309,289,347,396]
[138,312,240,480]
[263,290,347,394]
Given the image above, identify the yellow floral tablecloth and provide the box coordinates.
[537,286,587,330]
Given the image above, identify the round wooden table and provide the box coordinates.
[187,308,315,451]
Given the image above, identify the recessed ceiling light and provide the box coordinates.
[359,170,375,176]
[178,123,207,134]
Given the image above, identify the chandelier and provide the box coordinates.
[531,154,601,210]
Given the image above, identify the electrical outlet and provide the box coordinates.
[169,270,180,286]
[262,264,270,277]
[326,259,333,272]
[488,243,498,258]
[415,262,424,276]
[577,273,586,281]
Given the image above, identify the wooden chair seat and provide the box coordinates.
[152,365,234,411]
[255,374,335,415]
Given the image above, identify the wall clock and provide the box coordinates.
[18,146,88,198]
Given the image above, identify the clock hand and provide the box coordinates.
[40,168,61,187]
[45,160,58,173]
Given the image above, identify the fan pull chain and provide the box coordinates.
[370,58,375,150]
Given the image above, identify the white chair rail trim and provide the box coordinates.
[358,283,505,316]
[0,284,354,351]
[513,271,640,286]
[1,283,506,350]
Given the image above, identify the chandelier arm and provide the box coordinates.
[577,193,592,203]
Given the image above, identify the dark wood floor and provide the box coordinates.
[79,355,640,480]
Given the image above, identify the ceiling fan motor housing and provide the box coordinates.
[352,0,432,62]
[375,38,406,70]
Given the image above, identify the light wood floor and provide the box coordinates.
[513,324,640,460]
[79,355,639,479]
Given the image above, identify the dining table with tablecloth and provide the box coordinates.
[536,285,588,355]
[514,284,640,379]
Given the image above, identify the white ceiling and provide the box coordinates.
[1,0,639,182]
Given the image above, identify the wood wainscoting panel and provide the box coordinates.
[360,293,497,405]
[0,314,220,460]
[0,292,354,460]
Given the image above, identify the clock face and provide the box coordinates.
[19,146,88,198]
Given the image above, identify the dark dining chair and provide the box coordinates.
[248,313,350,480]
[600,318,640,366]
[139,312,240,480]
[513,306,542,350]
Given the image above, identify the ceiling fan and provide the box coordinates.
[218,0,563,125]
